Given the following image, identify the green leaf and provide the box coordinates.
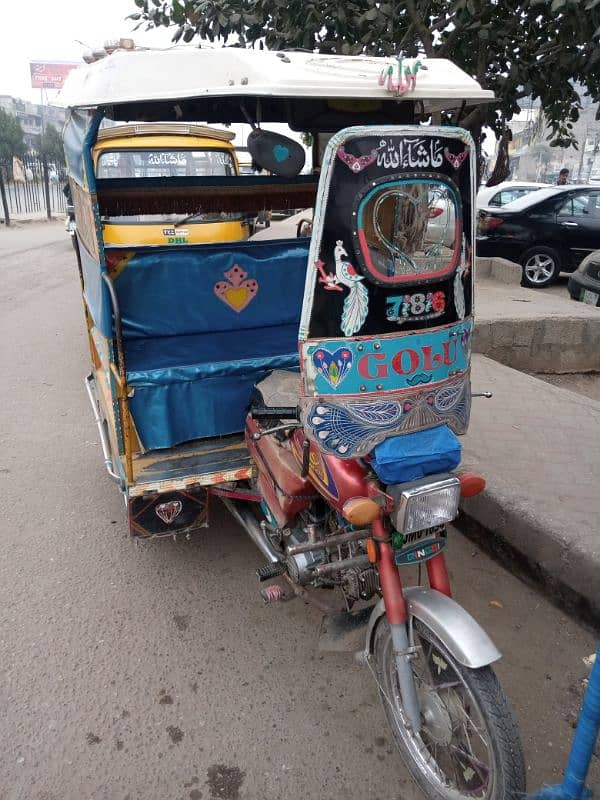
[132,0,600,150]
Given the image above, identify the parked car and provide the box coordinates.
[250,208,313,240]
[476,180,548,210]
[477,184,600,288]
[567,249,600,307]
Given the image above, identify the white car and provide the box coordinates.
[476,180,549,210]
[249,208,313,240]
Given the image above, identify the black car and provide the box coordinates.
[477,185,600,288]
[567,249,600,307]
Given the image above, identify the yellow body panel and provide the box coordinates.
[93,133,238,164]
[93,130,243,246]
[102,220,249,247]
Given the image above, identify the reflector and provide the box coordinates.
[459,472,486,497]
[342,497,380,526]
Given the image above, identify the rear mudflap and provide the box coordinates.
[128,486,209,538]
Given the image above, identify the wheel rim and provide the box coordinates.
[524,253,556,284]
[380,628,496,800]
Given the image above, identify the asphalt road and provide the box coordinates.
[0,223,598,800]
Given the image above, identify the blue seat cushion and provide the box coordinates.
[371,425,462,484]
[125,324,300,381]
[110,239,309,450]
[125,325,299,450]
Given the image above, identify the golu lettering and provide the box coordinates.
[358,338,459,379]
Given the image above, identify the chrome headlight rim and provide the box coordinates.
[390,474,461,535]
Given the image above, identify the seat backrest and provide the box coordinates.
[111,238,309,339]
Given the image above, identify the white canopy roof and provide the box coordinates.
[57,47,494,110]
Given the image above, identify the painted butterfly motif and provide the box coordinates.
[214,265,259,312]
[313,347,354,389]
[444,148,469,170]
[337,146,378,173]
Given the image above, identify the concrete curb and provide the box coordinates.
[456,490,600,630]
[456,355,600,630]
[476,257,522,285]
[473,315,600,372]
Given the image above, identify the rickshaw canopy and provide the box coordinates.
[57,47,494,122]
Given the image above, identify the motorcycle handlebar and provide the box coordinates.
[250,406,299,421]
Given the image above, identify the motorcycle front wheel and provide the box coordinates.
[373,618,526,800]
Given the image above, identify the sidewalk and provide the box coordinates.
[0,209,63,225]
[460,354,600,624]
[475,278,600,372]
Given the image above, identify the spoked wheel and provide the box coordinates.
[520,246,560,288]
[373,619,526,800]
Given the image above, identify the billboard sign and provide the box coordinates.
[30,62,78,90]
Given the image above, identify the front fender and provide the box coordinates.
[362,587,501,669]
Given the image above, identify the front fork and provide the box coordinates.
[372,517,452,733]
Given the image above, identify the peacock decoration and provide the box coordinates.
[316,240,369,336]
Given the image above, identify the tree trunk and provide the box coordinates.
[485,130,511,187]
[0,167,10,226]
[42,156,51,220]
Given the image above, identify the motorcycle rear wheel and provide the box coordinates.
[373,618,526,800]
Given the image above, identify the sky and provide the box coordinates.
[0,0,173,103]
[0,0,294,149]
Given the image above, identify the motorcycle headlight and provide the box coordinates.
[389,475,461,535]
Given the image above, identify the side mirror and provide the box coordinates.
[247,129,306,178]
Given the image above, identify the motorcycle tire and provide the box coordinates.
[373,617,526,800]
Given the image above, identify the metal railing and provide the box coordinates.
[0,155,68,225]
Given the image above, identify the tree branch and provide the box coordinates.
[460,105,486,131]
[404,0,434,57]
[437,23,463,59]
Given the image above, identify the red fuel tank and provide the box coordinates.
[290,430,369,514]
[245,416,314,528]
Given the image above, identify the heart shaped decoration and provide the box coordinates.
[313,347,354,389]
[214,265,259,312]
[273,144,290,163]
[155,500,182,525]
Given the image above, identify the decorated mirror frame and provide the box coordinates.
[298,125,475,459]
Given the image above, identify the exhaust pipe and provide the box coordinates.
[221,498,281,564]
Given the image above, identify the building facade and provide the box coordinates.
[0,95,66,152]
[508,90,600,184]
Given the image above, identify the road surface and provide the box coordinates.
[0,224,598,799]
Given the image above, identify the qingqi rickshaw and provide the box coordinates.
[60,46,526,798]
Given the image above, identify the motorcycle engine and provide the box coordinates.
[284,527,326,585]
[340,566,379,602]
[282,509,379,601]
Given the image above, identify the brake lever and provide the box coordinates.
[252,424,298,441]
[472,391,493,398]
